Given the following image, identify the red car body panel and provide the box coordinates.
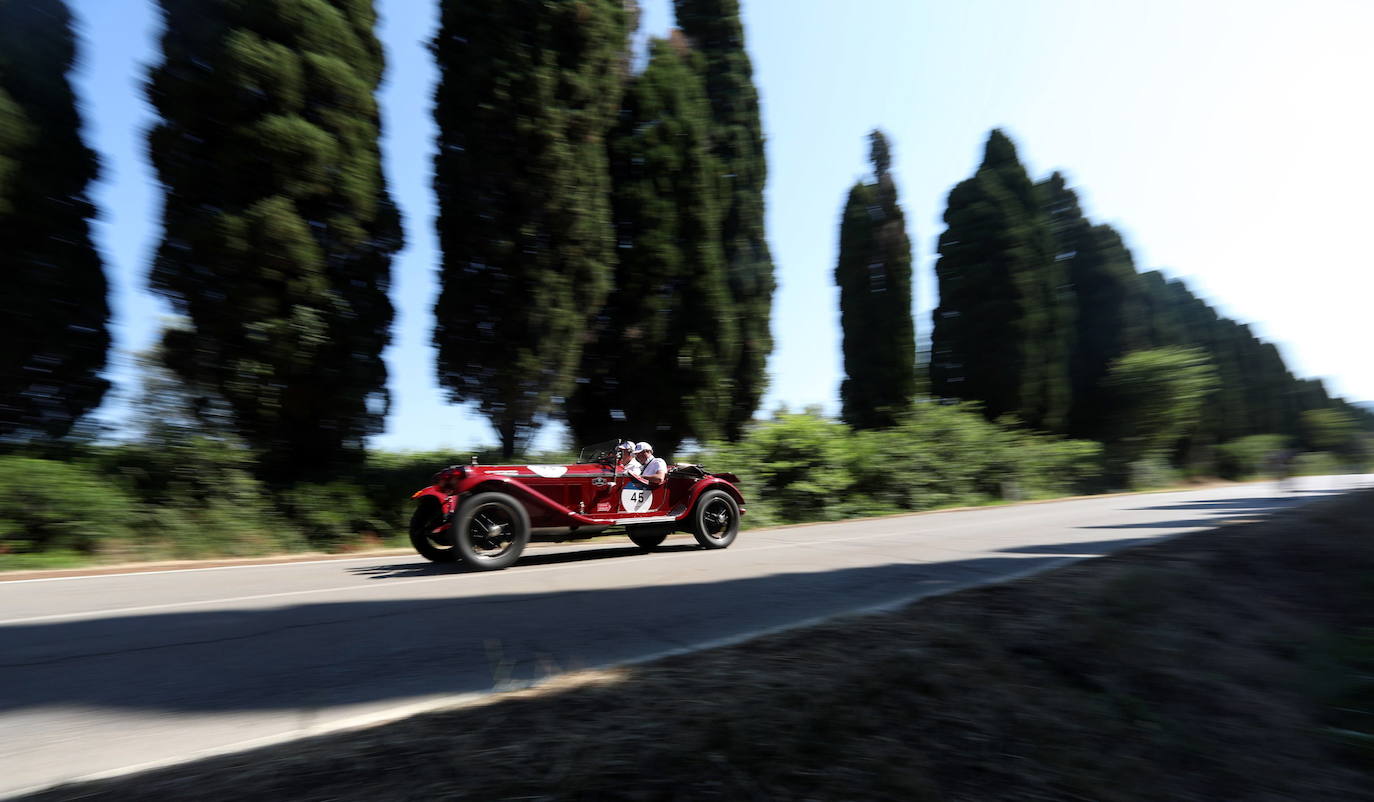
[410,462,745,535]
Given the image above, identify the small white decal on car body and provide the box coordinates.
[527,465,568,479]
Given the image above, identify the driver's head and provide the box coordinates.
[634,441,653,460]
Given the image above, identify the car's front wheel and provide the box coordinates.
[453,492,530,571]
[409,496,457,563]
[691,489,739,549]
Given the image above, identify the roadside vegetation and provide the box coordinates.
[3,400,1368,571]
[28,490,1374,801]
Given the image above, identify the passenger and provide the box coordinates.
[633,441,667,487]
[616,440,639,475]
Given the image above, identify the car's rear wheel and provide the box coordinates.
[691,489,739,549]
[627,524,672,551]
[409,496,457,563]
[453,492,530,571]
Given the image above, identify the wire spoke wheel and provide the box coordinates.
[466,506,516,559]
[453,492,530,570]
[702,499,732,539]
[692,489,739,549]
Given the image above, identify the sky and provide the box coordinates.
[68,0,1374,453]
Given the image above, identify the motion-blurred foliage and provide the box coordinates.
[0,441,592,567]
[1105,347,1219,472]
[695,403,1103,527]
[1215,434,1290,479]
[0,456,138,557]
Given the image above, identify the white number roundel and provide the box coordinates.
[621,483,652,513]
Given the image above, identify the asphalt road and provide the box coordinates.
[2,474,1369,797]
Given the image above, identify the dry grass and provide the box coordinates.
[28,492,1374,801]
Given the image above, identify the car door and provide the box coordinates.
[616,467,672,516]
[586,467,621,515]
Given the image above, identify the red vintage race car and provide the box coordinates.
[408,439,746,570]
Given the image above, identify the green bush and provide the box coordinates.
[0,456,140,556]
[1005,432,1104,498]
[1126,455,1179,490]
[1216,434,1290,479]
[696,409,852,526]
[1293,451,1345,477]
[695,403,1103,526]
[87,439,306,559]
[278,481,391,550]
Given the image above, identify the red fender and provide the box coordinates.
[679,476,747,518]
[409,486,455,514]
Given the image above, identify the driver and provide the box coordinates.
[632,441,667,487]
[614,440,636,473]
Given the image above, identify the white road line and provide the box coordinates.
[0,553,411,585]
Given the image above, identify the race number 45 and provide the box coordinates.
[621,482,652,513]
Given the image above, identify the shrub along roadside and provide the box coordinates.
[0,403,1357,569]
[693,403,1104,527]
[0,444,576,569]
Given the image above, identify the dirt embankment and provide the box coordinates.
[28,491,1374,801]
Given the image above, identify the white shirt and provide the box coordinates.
[640,456,667,481]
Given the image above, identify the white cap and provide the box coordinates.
[633,441,652,454]
[618,440,634,451]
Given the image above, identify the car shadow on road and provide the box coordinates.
[0,553,1077,716]
[350,544,702,579]
[1000,537,1164,554]
[1076,491,1348,531]
[1129,493,1339,514]
[1077,517,1261,530]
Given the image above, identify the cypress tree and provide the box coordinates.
[0,0,109,442]
[1038,173,1147,441]
[1138,270,1186,349]
[1135,271,1343,454]
[835,130,916,429]
[673,0,773,439]
[432,0,629,458]
[931,129,1069,431]
[146,0,403,479]
[567,36,735,457]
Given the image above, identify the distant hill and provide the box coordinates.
[1356,401,1374,414]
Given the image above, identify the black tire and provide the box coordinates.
[627,525,671,551]
[452,492,530,571]
[690,489,739,549]
[409,496,457,563]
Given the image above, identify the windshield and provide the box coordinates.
[576,439,622,464]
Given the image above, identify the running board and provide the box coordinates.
[587,515,679,526]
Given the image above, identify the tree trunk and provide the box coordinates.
[500,420,517,461]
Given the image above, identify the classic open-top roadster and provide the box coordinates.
[408,440,746,570]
